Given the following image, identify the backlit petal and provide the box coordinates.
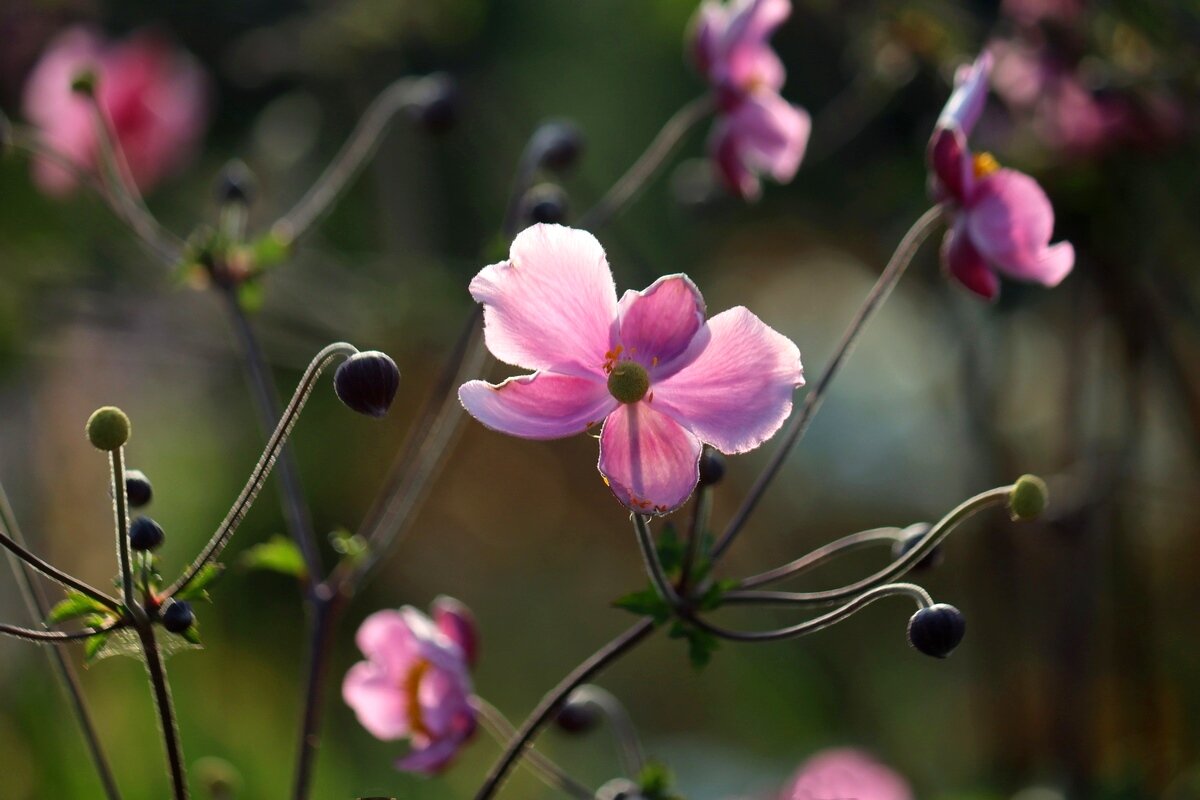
[942,221,999,300]
[459,372,616,440]
[617,275,707,376]
[598,404,702,514]
[966,168,1074,285]
[342,661,412,740]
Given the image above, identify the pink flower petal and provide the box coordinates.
[432,595,479,668]
[354,609,422,678]
[342,661,413,740]
[598,403,702,514]
[690,1,728,75]
[617,275,707,376]
[459,372,616,440]
[782,748,913,800]
[711,92,810,200]
[417,667,474,737]
[942,220,999,301]
[937,51,993,137]
[927,126,971,204]
[966,168,1073,285]
[470,224,618,378]
[396,734,471,775]
[653,307,802,454]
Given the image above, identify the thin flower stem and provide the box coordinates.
[290,592,342,800]
[0,525,120,611]
[578,96,714,230]
[633,514,687,613]
[135,624,188,800]
[472,697,597,799]
[0,485,123,800]
[272,77,421,244]
[473,618,657,800]
[677,483,712,594]
[109,448,138,616]
[222,289,324,582]
[166,342,360,596]
[565,685,645,779]
[711,206,944,561]
[0,619,124,642]
[737,526,906,589]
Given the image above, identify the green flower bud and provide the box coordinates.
[607,361,649,404]
[86,406,130,451]
[1009,474,1048,522]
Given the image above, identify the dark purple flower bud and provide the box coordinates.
[891,522,942,571]
[125,469,153,508]
[162,600,195,633]
[532,120,584,172]
[334,351,400,418]
[522,183,568,225]
[432,595,479,668]
[408,73,459,134]
[129,516,165,552]
[907,603,965,659]
[698,448,725,486]
[555,695,600,734]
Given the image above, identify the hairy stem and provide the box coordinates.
[136,624,188,800]
[109,448,137,615]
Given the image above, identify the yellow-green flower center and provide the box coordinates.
[607,361,650,404]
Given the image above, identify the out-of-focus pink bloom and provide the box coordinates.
[1001,0,1084,27]
[928,52,1074,300]
[459,224,803,514]
[342,603,477,774]
[22,26,208,196]
[781,748,912,800]
[690,0,810,200]
[431,595,479,668]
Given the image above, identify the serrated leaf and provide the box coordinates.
[612,588,671,623]
[239,535,307,580]
[668,620,720,671]
[48,592,110,625]
[175,563,224,602]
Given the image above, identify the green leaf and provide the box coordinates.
[47,592,110,625]
[612,588,671,623]
[175,563,224,602]
[236,280,264,313]
[239,535,307,580]
[668,620,720,671]
[636,761,685,800]
[250,232,290,269]
[178,622,202,646]
[83,632,110,665]
[696,578,740,612]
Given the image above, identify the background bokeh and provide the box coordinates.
[1,1,1199,798]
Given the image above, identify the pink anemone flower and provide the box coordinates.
[927,52,1074,300]
[459,224,803,515]
[691,0,810,200]
[22,26,208,196]
[781,748,912,800]
[342,601,478,775]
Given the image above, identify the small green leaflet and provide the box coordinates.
[668,620,721,670]
[47,592,111,625]
[239,535,307,580]
[611,588,671,623]
[83,632,110,665]
[175,563,225,602]
[636,761,686,800]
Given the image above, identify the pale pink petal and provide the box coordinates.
[459,372,616,440]
[723,0,791,53]
[417,668,474,737]
[617,275,707,375]
[782,748,913,800]
[653,307,802,454]
[598,404,702,514]
[942,221,999,301]
[938,51,993,137]
[432,596,479,668]
[927,126,971,204]
[396,734,471,775]
[690,1,728,75]
[966,169,1073,285]
[342,661,412,740]
[354,609,420,678]
[711,93,809,200]
[470,224,618,377]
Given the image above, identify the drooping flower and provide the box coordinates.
[22,26,208,196]
[927,52,1074,300]
[781,748,912,800]
[342,602,478,775]
[459,224,803,514]
[690,0,810,200]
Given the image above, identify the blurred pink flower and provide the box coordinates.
[343,603,477,774]
[691,0,810,200]
[459,224,803,514]
[22,26,208,196]
[781,748,912,800]
[928,52,1074,300]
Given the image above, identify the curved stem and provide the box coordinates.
[222,289,323,582]
[273,77,421,243]
[711,206,944,561]
[167,342,359,596]
[737,526,905,589]
[578,96,714,231]
[472,697,596,799]
[135,624,188,800]
[0,528,119,611]
[0,485,122,799]
[0,619,124,642]
[565,685,645,779]
[473,619,657,800]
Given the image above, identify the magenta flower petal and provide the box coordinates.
[942,221,1000,301]
[782,748,912,800]
[966,169,1074,285]
[432,596,479,668]
[598,403,703,514]
[343,661,414,740]
[711,93,810,200]
[470,224,619,378]
[459,373,616,440]
[396,736,470,776]
[617,275,707,376]
[937,51,993,137]
[927,126,971,204]
[653,307,803,454]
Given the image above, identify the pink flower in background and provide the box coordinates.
[781,748,912,800]
[459,224,803,514]
[691,0,810,200]
[22,26,208,196]
[343,602,478,774]
[927,52,1074,300]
